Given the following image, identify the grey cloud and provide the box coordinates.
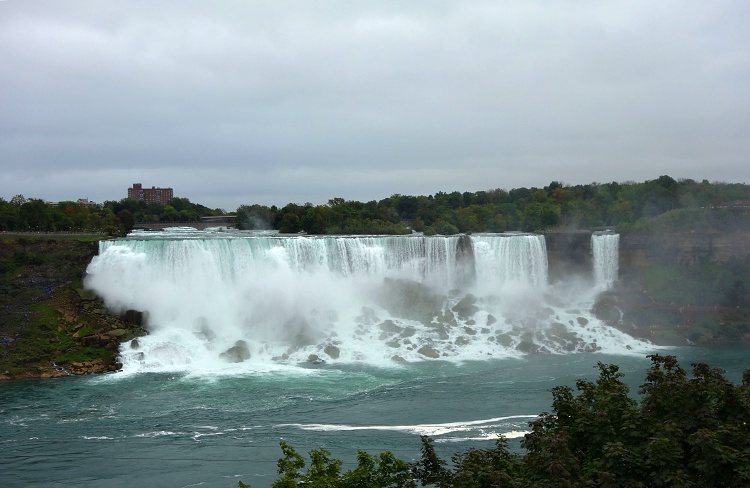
[1,0,749,209]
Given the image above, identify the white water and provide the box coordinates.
[83,230,652,373]
[592,232,620,290]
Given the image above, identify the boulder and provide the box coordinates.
[122,309,146,326]
[452,294,479,319]
[400,326,416,338]
[219,340,251,363]
[417,346,440,358]
[377,278,444,323]
[323,344,340,359]
[379,320,403,334]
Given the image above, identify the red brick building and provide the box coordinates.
[127,183,174,204]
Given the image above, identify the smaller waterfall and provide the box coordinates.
[592,232,619,289]
[471,233,548,290]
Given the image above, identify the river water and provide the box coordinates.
[2,230,749,487]
[3,346,749,488]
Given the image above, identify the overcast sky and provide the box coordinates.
[2,1,749,210]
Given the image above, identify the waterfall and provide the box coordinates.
[592,232,620,290]
[84,229,650,372]
[471,234,548,290]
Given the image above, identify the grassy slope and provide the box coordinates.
[0,235,143,379]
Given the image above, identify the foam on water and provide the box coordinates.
[278,415,538,442]
[83,230,654,374]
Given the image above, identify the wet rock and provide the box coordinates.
[400,326,416,338]
[583,342,600,352]
[105,328,130,339]
[122,309,146,326]
[391,355,406,362]
[377,278,444,324]
[417,346,440,358]
[323,344,340,359]
[538,307,555,318]
[442,310,457,326]
[455,336,470,346]
[307,354,325,364]
[576,317,589,326]
[427,324,449,340]
[516,339,537,353]
[463,327,477,336]
[496,333,513,347]
[130,339,140,349]
[486,314,497,326]
[379,320,403,334]
[220,340,251,363]
[592,295,622,324]
[452,294,479,319]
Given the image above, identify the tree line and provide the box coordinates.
[238,355,750,487]
[237,176,750,234]
[0,195,225,235]
[2,176,749,235]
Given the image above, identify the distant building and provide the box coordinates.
[47,198,98,208]
[127,183,174,204]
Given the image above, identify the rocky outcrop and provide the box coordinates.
[0,236,147,381]
[220,340,251,363]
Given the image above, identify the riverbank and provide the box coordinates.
[0,235,145,380]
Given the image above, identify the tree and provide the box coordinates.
[242,356,750,487]
[116,209,135,234]
[10,194,27,206]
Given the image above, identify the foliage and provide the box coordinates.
[3,176,750,235]
[239,356,750,487]
[0,195,224,235]
[232,177,750,235]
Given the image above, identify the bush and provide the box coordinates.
[239,355,750,487]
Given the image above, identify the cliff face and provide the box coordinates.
[544,231,593,283]
[0,235,146,380]
[619,231,750,268]
[546,230,750,279]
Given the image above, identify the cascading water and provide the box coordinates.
[592,231,620,290]
[471,234,548,290]
[83,229,650,373]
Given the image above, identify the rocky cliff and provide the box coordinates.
[0,235,146,380]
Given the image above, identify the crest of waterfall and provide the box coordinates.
[85,230,651,373]
[592,232,620,290]
[470,234,548,290]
